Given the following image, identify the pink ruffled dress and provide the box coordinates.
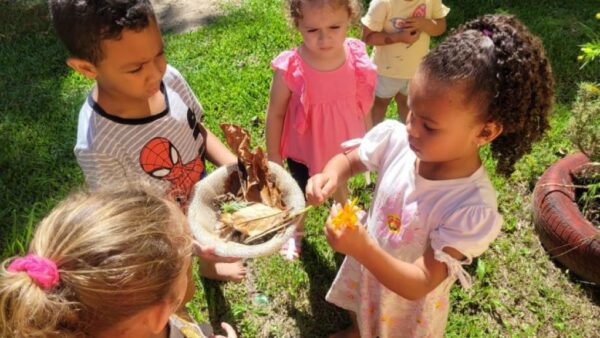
[271,38,377,176]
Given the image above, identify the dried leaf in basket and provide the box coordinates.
[220,123,251,156]
[220,203,288,237]
[220,123,284,209]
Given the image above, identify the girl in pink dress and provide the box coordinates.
[266,0,376,259]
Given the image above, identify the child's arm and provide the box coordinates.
[205,128,238,166]
[306,148,367,205]
[214,322,238,338]
[403,17,447,37]
[325,216,465,300]
[265,71,291,166]
[361,25,421,46]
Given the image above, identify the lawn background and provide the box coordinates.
[0,0,599,337]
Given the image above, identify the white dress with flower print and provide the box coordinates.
[326,120,502,338]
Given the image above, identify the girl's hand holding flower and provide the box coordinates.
[324,201,370,257]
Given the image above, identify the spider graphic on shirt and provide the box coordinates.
[139,109,206,208]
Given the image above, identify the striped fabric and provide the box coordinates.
[75,65,208,207]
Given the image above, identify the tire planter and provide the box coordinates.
[533,152,600,284]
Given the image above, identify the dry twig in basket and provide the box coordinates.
[243,206,312,244]
[213,124,307,244]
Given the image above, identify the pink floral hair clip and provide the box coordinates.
[7,254,60,290]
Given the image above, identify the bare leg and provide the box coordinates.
[369,96,393,128]
[329,311,360,338]
[199,261,246,282]
[395,92,409,123]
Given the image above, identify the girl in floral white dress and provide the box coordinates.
[306,14,554,337]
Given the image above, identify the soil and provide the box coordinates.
[573,164,600,229]
[151,0,239,33]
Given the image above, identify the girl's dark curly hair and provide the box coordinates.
[49,0,155,64]
[421,14,555,176]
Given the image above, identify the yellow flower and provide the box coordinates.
[577,55,584,62]
[596,12,600,20]
[331,198,361,231]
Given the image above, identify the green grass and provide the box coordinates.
[1,0,599,336]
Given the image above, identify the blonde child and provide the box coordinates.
[0,186,236,338]
[362,0,449,125]
[307,15,554,337]
[266,0,377,258]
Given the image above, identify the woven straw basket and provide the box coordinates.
[188,162,305,258]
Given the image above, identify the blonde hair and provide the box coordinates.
[285,0,362,26]
[0,186,192,337]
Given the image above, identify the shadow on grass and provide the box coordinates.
[0,0,82,256]
[293,240,350,338]
[569,275,600,305]
[285,179,375,337]
[154,2,221,34]
[547,256,600,306]
[200,277,235,329]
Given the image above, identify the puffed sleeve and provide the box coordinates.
[431,0,450,19]
[361,0,389,32]
[431,206,502,289]
[346,38,377,117]
[358,120,408,172]
[270,50,311,133]
[271,50,302,93]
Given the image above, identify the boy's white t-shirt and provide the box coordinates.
[326,120,502,337]
[74,65,207,208]
[361,0,450,79]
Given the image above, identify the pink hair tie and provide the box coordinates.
[7,254,60,290]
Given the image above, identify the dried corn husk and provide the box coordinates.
[243,206,311,244]
[220,203,288,237]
